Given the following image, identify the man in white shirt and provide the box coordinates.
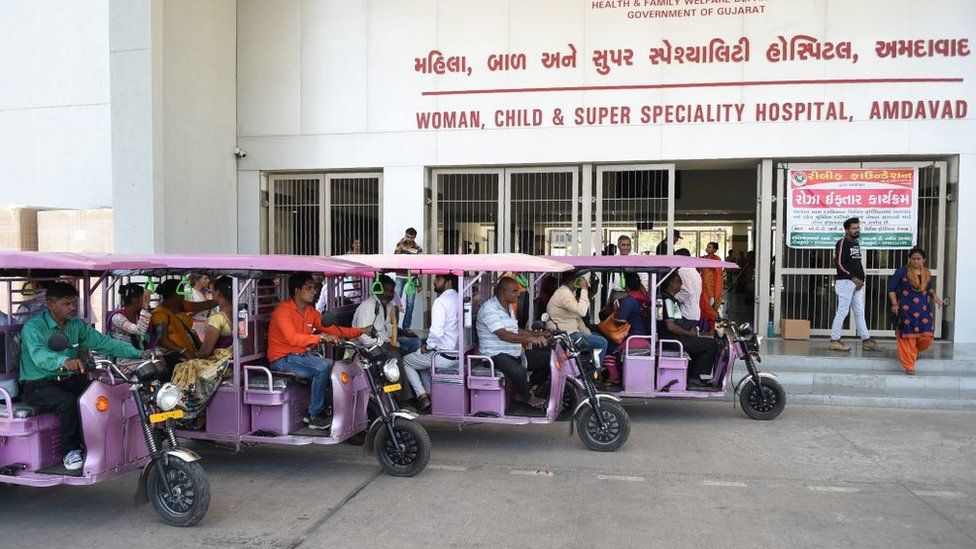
[403,275,460,411]
[674,248,703,325]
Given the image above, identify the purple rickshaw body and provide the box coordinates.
[547,255,764,404]
[0,251,384,490]
[332,253,579,428]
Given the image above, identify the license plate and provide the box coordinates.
[149,410,184,423]
[383,383,401,393]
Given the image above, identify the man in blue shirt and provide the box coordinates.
[20,282,145,471]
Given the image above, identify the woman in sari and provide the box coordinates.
[171,276,235,424]
[699,242,724,332]
[887,248,943,375]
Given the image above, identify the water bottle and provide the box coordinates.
[238,304,249,339]
[767,320,774,337]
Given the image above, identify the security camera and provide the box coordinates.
[234,146,247,159]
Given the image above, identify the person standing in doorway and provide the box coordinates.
[888,248,943,375]
[699,242,724,332]
[394,227,423,338]
[830,217,880,352]
[656,230,681,255]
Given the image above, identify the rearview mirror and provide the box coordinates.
[47,333,70,352]
[540,313,551,323]
[320,311,336,327]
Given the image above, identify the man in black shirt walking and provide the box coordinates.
[829,217,880,351]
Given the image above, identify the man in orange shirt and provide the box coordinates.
[268,273,363,429]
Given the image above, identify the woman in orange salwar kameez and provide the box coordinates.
[888,248,943,375]
[699,242,724,332]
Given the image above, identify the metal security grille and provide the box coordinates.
[507,168,579,255]
[429,170,503,254]
[268,175,323,255]
[326,174,382,254]
[595,165,675,255]
[268,173,382,256]
[774,162,947,338]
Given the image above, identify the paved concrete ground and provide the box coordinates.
[2,401,975,548]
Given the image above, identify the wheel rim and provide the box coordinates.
[585,408,621,444]
[384,427,420,466]
[159,466,196,514]
[748,384,779,414]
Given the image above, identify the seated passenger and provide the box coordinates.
[603,273,653,385]
[353,275,421,355]
[150,279,218,362]
[169,276,237,425]
[107,283,152,348]
[198,276,235,357]
[403,274,460,412]
[476,277,550,409]
[19,282,147,470]
[186,274,214,341]
[674,248,703,330]
[658,272,718,387]
[267,273,363,430]
[546,270,608,365]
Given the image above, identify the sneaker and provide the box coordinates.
[829,339,851,352]
[862,338,880,351]
[308,415,331,430]
[63,449,84,471]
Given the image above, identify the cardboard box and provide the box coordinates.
[781,319,811,340]
[37,208,114,253]
[0,207,44,250]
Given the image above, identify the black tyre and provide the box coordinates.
[739,377,786,420]
[576,400,630,452]
[374,419,431,477]
[147,457,210,527]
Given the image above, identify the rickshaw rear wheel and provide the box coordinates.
[577,401,630,452]
[739,378,786,420]
[147,457,210,527]
[374,419,431,477]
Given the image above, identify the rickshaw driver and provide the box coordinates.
[19,282,149,470]
[658,272,718,387]
[476,277,550,409]
[267,273,364,429]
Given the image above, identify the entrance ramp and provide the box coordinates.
[751,339,976,410]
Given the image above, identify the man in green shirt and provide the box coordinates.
[20,282,145,471]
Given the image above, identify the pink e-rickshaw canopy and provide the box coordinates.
[337,253,573,275]
[547,255,739,270]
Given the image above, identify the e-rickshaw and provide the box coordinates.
[336,253,631,452]
[0,252,210,526]
[545,255,786,420]
[98,252,432,476]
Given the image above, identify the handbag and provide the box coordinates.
[598,310,631,345]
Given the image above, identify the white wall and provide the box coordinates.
[234,0,976,340]
[0,0,112,208]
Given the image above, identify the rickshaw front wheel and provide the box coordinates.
[375,419,431,477]
[739,378,786,420]
[147,457,211,527]
[577,401,630,452]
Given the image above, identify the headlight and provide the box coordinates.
[155,382,181,411]
[382,359,401,382]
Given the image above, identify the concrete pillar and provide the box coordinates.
[110,0,237,253]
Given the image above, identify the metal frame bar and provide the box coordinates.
[504,166,580,255]
[430,168,505,254]
[594,163,676,255]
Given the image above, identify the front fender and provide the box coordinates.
[133,448,202,505]
[734,372,778,395]
[363,411,418,455]
[569,394,622,437]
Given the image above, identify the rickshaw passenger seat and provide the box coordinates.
[659,349,691,360]
[0,402,42,419]
[470,365,502,377]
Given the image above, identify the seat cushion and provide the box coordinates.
[470,365,502,378]
[660,349,691,360]
[0,402,42,419]
[436,365,460,375]
[246,375,295,391]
